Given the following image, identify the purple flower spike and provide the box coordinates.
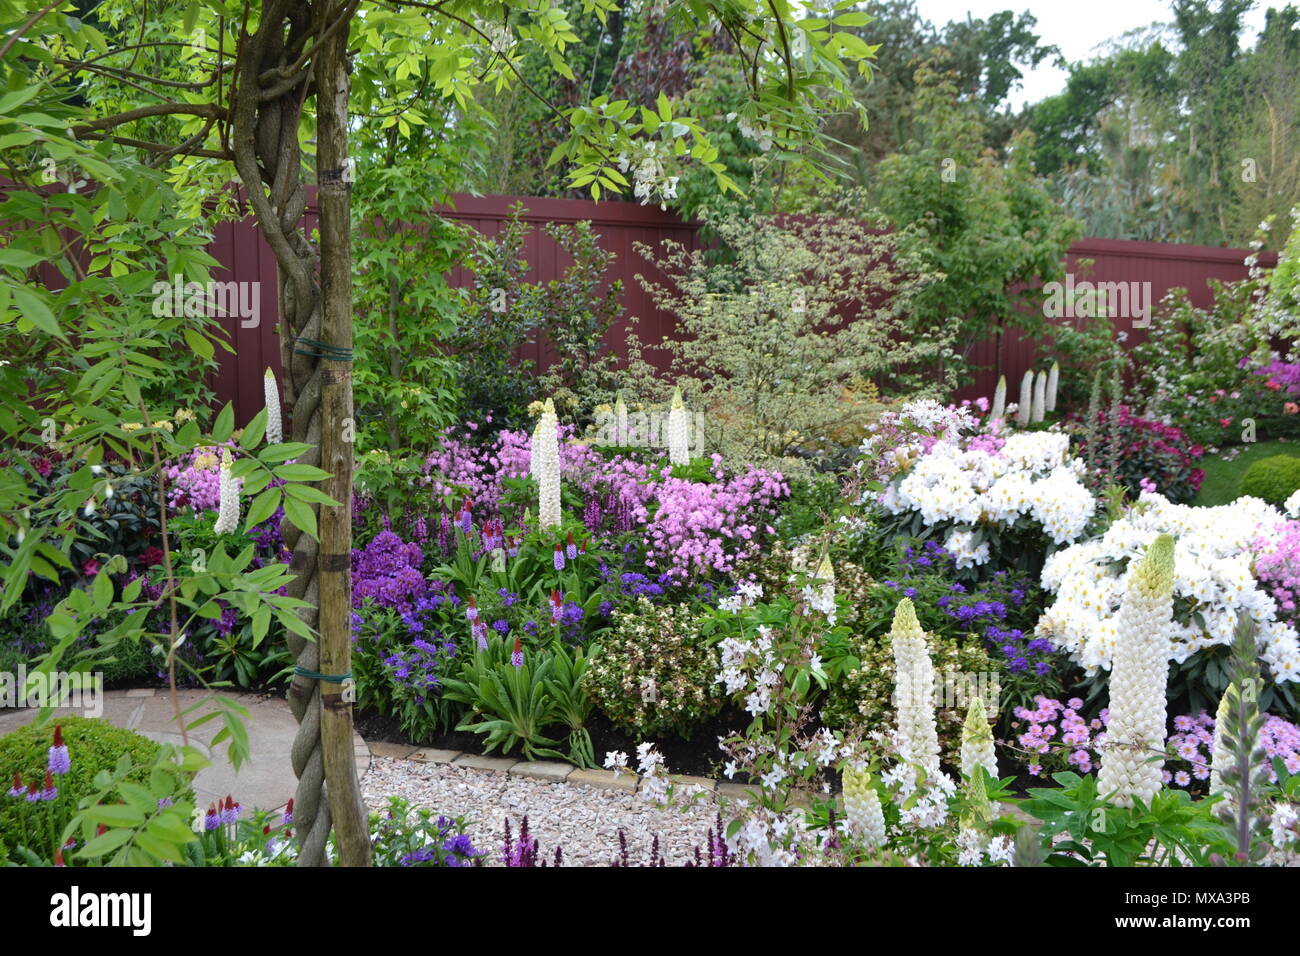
[48,725,70,776]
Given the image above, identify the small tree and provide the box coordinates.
[627,198,955,471]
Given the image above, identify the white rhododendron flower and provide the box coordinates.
[877,422,1095,565]
[1038,492,1300,682]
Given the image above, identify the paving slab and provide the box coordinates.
[567,768,638,792]
[370,741,418,760]
[666,774,716,793]
[510,760,574,783]
[408,748,460,764]
[452,754,518,774]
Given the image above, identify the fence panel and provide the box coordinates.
[209,192,1278,423]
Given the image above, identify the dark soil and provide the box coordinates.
[356,703,759,779]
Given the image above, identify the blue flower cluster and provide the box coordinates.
[881,541,1056,676]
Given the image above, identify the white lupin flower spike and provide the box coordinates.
[263,367,282,445]
[536,398,562,529]
[667,386,690,466]
[214,447,241,535]
[1097,534,1175,808]
[1017,370,1033,427]
[890,598,942,778]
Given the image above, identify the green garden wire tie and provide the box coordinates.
[294,666,352,684]
[292,337,353,362]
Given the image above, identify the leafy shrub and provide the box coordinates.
[819,629,996,768]
[1239,454,1300,504]
[584,597,723,739]
[0,717,164,856]
[532,220,624,425]
[625,208,955,473]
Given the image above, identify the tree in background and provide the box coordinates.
[869,60,1083,385]
[1027,0,1300,246]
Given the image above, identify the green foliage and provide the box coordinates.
[584,597,723,739]
[534,221,625,424]
[870,59,1083,384]
[1022,771,1224,866]
[63,741,207,867]
[626,201,953,472]
[441,638,563,761]
[543,642,597,768]
[1238,454,1300,505]
[0,716,164,859]
[350,181,466,453]
[445,207,544,431]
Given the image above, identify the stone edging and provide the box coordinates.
[366,741,765,803]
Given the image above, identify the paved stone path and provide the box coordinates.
[0,688,369,812]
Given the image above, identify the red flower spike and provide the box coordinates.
[567,531,575,547]
[263,825,272,835]
[286,798,294,815]
[53,725,63,747]
[224,795,234,812]
[65,836,75,848]
[513,636,522,654]
[96,824,107,837]
[10,772,20,790]
[54,849,65,867]
[44,770,53,790]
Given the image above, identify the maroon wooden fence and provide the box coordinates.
[208,191,1279,423]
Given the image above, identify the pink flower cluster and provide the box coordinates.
[422,425,602,507]
[641,455,788,582]
[1164,710,1300,788]
[421,424,788,584]
[1253,521,1300,620]
[1011,695,1108,776]
[165,444,238,515]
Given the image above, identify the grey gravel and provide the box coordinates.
[362,756,722,866]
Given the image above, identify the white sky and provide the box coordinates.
[911,0,1274,107]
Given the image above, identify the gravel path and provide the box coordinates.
[362,757,724,866]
